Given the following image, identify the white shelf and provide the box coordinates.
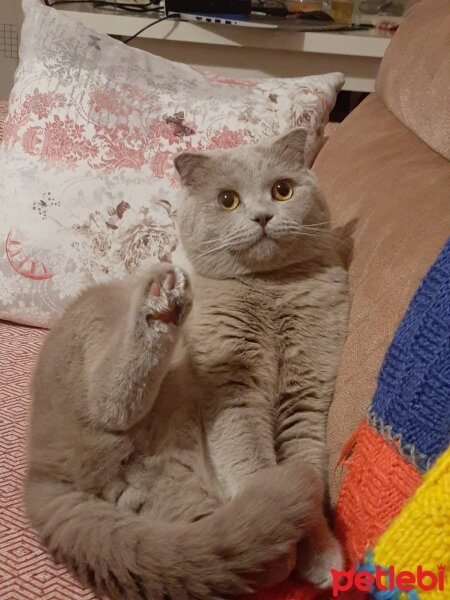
[56,3,394,92]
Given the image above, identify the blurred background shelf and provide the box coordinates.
[56,2,394,92]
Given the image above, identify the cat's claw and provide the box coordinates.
[142,263,193,326]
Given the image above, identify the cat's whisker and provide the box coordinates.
[199,231,243,247]
[302,221,332,227]
[278,224,323,235]
[198,227,254,250]
[281,219,329,231]
[193,236,250,260]
[193,245,229,260]
[282,221,348,242]
[280,222,344,238]
[295,228,349,243]
[277,226,342,247]
[278,226,349,251]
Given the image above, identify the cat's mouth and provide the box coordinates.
[235,231,277,253]
[257,228,279,243]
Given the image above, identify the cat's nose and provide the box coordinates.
[253,214,273,228]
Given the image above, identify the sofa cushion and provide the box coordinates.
[313,92,450,504]
[376,0,450,160]
[0,0,343,328]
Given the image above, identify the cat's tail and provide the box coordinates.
[25,460,322,600]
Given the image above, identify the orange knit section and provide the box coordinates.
[335,422,421,566]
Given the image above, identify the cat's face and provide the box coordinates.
[174,129,330,279]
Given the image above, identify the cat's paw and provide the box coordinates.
[102,480,128,504]
[142,263,193,326]
[295,533,343,589]
[116,485,148,513]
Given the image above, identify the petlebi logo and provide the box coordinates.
[331,562,446,597]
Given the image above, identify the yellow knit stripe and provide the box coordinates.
[373,445,450,598]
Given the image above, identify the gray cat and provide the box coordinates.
[25,128,348,600]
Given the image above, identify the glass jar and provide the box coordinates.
[358,0,405,16]
[330,0,354,24]
[283,0,332,14]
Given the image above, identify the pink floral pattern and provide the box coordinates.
[0,101,8,141]
[43,116,99,163]
[0,0,344,327]
[210,126,246,149]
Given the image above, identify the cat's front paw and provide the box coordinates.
[142,263,193,326]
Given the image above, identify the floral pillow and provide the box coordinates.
[0,0,344,327]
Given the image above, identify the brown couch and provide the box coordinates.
[0,2,448,598]
[313,0,450,504]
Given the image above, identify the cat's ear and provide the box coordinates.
[174,152,210,187]
[271,128,308,168]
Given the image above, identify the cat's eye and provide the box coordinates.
[218,190,240,211]
[271,179,294,201]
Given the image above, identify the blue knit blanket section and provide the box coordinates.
[370,238,450,472]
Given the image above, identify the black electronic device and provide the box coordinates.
[164,0,251,14]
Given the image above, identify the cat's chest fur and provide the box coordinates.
[137,263,346,463]
[183,266,343,397]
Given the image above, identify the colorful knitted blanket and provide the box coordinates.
[335,238,450,599]
[253,238,450,600]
